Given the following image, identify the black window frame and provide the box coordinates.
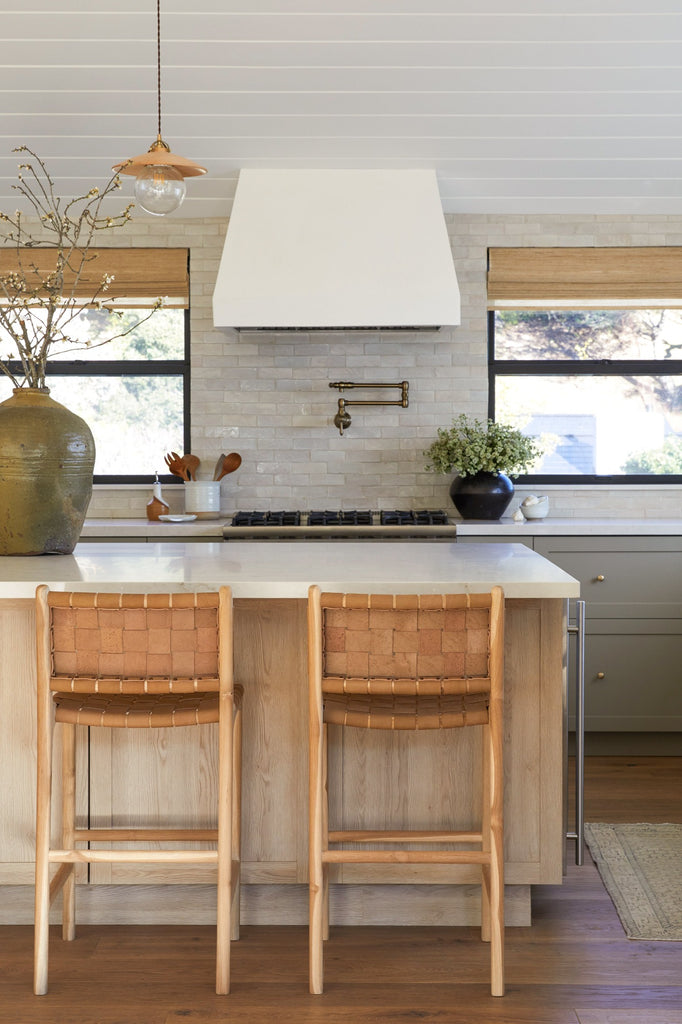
[6,308,191,485]
[487,308,682,485]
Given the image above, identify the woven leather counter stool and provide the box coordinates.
[34,585,242,996]
[307,585,505,997]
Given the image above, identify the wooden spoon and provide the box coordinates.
[216,452,241,480]
[212,453,226,481]
[164,451,189,481]
[182,453,200,481]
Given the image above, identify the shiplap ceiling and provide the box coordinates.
[3,0,682,218]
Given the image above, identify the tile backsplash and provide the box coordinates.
[84,213,682,519]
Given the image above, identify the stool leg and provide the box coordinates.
[489,821,504,997]
[481,724,491,943]
[488,717,505,997]
[216,695,234,995]
[230,702,242,942]
[309,719,325,994]
[61,723,77,941]
[322,723,330,941]
[34,704,53,995]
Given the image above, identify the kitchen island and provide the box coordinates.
[0,541,578,927]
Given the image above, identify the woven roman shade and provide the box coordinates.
[487,247,682,308]
[0,247,189,308]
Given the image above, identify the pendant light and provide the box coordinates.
[113,0,206,216]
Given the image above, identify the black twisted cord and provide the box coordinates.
[156,0,162,137]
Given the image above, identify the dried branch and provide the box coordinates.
[0,147,151,389]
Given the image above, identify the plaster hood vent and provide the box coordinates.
[212,169,460,332]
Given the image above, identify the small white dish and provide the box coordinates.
[158,514,197,523]
[520,495,549,520]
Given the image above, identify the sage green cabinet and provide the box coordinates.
[533,537,682,733]
[457,534,682,734]
[582,621,682,731]
[533,537,682,620]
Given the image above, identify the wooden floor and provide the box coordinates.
[0,756,680,1024]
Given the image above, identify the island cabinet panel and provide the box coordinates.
[330,599,564,887]
[88,599,309,885]
[0,593,566,921]
[0,601,88,886]
[0,601,36,881]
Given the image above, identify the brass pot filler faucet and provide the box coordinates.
[329,380,409,435]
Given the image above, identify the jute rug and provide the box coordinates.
[584,822,682,941]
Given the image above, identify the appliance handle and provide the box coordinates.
[566,599,586,865]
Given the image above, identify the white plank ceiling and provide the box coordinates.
[2,0,682,218]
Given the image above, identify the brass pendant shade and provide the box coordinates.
[113,137,206,179]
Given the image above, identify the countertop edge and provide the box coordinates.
[81,518,228,538]
[0,540,580,601]
[80,517,682,539]
[455,517,682,536]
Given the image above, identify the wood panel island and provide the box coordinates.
[0,540,578,928]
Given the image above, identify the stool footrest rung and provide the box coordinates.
[328,829,483,844]
[73,828,218,843]
[48,849,220,864]
[322,849,491,864]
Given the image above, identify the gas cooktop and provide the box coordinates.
[224,509,457,539]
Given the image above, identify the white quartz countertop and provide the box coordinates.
[456,517,682,536]
[0,541,579,600]
[81,518,228,538]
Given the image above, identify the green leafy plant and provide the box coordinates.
[424,414,540,478]
[0,146,160,390]
[622,436,682,475]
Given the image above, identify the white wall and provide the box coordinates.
[86,213,682,519]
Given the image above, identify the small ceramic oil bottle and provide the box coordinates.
[146,472,170,521]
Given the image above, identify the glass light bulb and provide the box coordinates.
[134,164,186,216]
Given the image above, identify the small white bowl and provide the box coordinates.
[520,496,549,520]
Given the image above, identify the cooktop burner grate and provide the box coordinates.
[231,511,302,527]
[308,510,373,526]
[379,509,450,526]
[231,509,450,528]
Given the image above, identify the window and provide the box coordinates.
[487,247,682,482]
[0,247,190,482]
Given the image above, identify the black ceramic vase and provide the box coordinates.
[449,471,514,520]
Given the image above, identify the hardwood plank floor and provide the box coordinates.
[571,756,682,824]
[0,757,680,1024]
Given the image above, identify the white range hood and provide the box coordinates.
[212,169,460,332]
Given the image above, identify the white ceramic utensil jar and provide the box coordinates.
[184,481,221,519]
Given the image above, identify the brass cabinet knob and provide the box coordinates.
[595,574,606,582]
[596,672,606,679]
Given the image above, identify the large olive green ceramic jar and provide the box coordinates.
[0,388,95,555]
